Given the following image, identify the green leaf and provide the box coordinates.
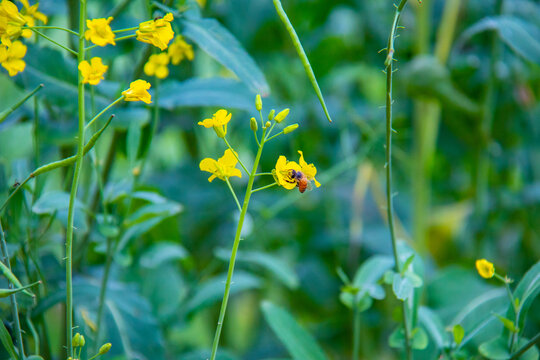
[512,261,540,330]
[493,313,518,333]
[453,324,465,345]
[159,78,255,111]
[0,320,18,360]
[400,254,415,276]
[392,273,413,301]
[418,306,450,349]
[181,18,270,95]
[410,327,429,350]
[352,255,394,298]
[479,336,539,360]
[139,242,188,269]
[185,271,261,315]
[32,190,88,231]
[459,16,540,64]
[261,301,328,360]
[215,249,299,289]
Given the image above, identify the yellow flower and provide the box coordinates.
[136,13,174,50]
[78,57,108,85]
[143,53,169,79]
[273,151,321,190]
[198,109,231,138]
[20,0,48,28]
[476,259,495,279]
[167,35,194,65]
[122,79,152,104]
[199,149,242,182]
[0,40,26,76]
[0,0,29,43]
[85,17,115,47]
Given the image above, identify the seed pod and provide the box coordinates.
[274,108,290,123]
[250,117,258,132]
[255,94,262,111]
[283,123,299,134]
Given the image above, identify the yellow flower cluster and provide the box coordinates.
[143,35,194,79]
[200,149,242,182]
[0,0,46,76]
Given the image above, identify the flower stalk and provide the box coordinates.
[65,0,87,356]
[384,0,412,359]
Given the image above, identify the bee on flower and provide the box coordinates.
[273,151,321,193]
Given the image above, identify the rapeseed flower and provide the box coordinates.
[476,259,495,279]
[198,109,231,138]
[167,35,194,65]
[0,0,29,43]
[199,149,242,182]
[144,53,169,79]
[0,40,26,76]
[136,13,174,50]
[78,57,108,85]
[20,0,47,28]
[273,151,320,190]
[85,17,115,47]
[122,79,152,104]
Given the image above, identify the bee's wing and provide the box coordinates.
[305,179,314,192]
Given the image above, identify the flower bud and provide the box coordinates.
[250,117,258,132]
[264,121,271,129]
[274,108,290,123]
[79,335,86,347]
[283,123,299,134]
[72,333,81,347]
[98,343,112,355]
[132,166,141,177]
[268,109,275,121]
[255,94,262,111]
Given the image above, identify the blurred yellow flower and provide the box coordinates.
[476,259,495,279]
[144,53,169,79]
[0,0,29,43]
[136,13,174,50]
[122,79,152,104]
[199,149,242,182]
[198,109,231,138]
[20,0,47,28]
[78,57,108,85]
[0,40,26,76]
[85,17,115,47]
[273,151,320,190]
[167,35,194,65]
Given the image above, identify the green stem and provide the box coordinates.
[31,28,78,56]
[27,26,79,36]
[85,33,136,51]
[254,172,273,176]
[265,130,285,142]
[223,137,249,175]
[385,1,412,359]
[353,307,361,360]
[253,130,260,147]
[112,26,138,33]
[209,129,267,360]
[509,333,540,360]
[85,97,123,130]
[0,220,25,359]
[225,178,242,212]
[251,182,277,193]
[94,237,114,351]
[66,1,86,357]
[264,122,277,141]
[0,84,44,124]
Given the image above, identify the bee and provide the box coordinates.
[290,169,311,193]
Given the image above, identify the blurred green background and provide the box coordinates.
[0,0,538,359]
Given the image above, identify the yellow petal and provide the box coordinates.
[197,118,215,128]
[219,149,238,168]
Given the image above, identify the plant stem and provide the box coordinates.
[94,237,114,350]
[0,84,44,124]
[509,333,540,360]
[85,97,124,130]
[85,34,136,51]
[223,137,249,175]
[27,26,79,36]
[353,307,361,360]
[112,26,138,33]
[384,1,412,359]
[251,182,277,193]
[30,28,78,56]
[65,1,86,357]
[0,220,25,359]
[225,178,241,212]
[209,128,267,360]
